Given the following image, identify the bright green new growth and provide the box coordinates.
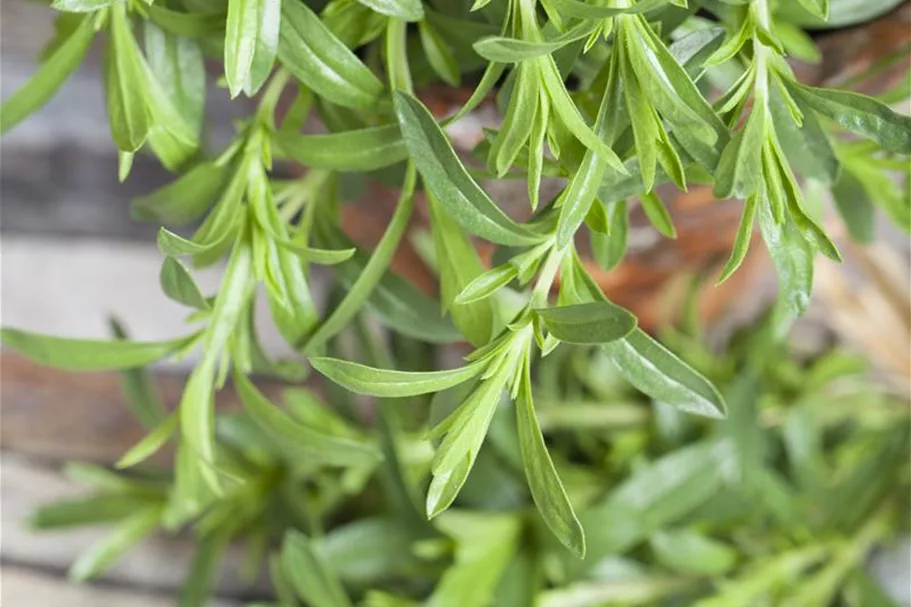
[2,0,910,603]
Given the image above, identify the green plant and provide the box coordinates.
[2,0,910,603]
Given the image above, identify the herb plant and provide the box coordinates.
[2,0,909,604]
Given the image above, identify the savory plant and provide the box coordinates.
[28,309,911,605]
[2,0,909,603]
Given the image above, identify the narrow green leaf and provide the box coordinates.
[556,51,621,247]
[602,330,726,418]
[179,533,229,607]
[160,257,210,310]
[106,4,152,152]
[473,20,598,63]
[770,80,840,184]
[428,375,507,517]
[279,0,384,111]
[144,20,206,136]
[310,357,484,398]
[718,195,757,283]
[394,91,543,246]
[226,0,279,97]
[490,63,538,177]
[282,530,354,607]
[0,14,95,134]
[333,250,463,343]
[419,20,460,87]
[304,166,417,351]
[831,170,875,243]
[273,124,407,171]
[538,58,626,174]
[132,162,226,225]
[275,240,355,265]
[455,263,518,305]
[714,107,766,199]
[178,361,218,491]
[428,190,496,345]
[537,302,637,345]
[758,202,814,318]
[0,328,198,371]
[234,369,381,466]
[109,318,169,428]
[516,368,585,557]
[30,495,151,530]
[69,506,163,581]
[158,227,221,257]
[639,191,677,239]
[590,200,629,271]
[247,0,282,95]
[116,413,180,469]
[789,81,911,154]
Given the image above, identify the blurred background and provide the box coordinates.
[1,1,909,605]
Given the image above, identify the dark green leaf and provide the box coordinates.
[394,91,543,246]
[0,14,95,134]
[603,331,727,418]
[789,82,911,154]
[537,302,637,345]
